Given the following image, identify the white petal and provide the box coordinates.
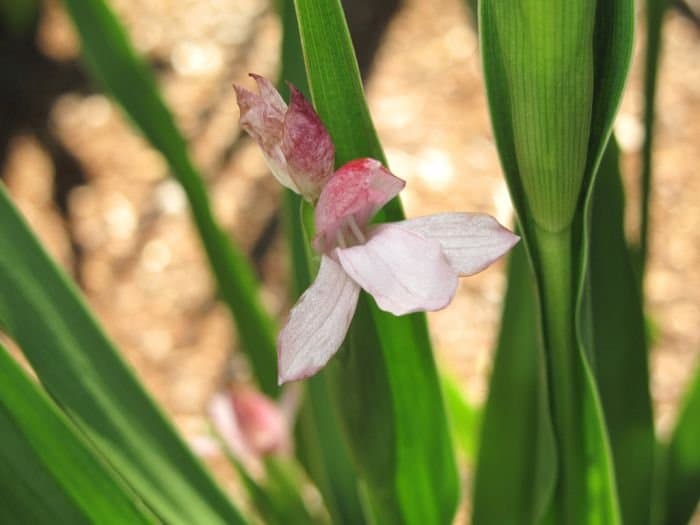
[336,224,458,316]
[277,255,360,384]
[398,213,519,276]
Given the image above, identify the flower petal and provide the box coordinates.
[277,255,360,384]
[249,73,287,114]
[208,392,252,461]
[398,213,519,275]
[281,84,335,201]
[314,158,405,252]
[234,75,298,192]
[233,75,286,147]
[335,224,458,315]
[231,387,290,455]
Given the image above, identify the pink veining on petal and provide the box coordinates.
[335,224,459,315]
[282,84,335,201]
[314,158,405,253]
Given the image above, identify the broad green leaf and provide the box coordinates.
[0,341,154,525]
[293,0,459,522]
[278,0,366,520]
[479,0,634,521]
[661,363,700,524]
[479,1,596,231]
[472,242,557,524]
[60,0,277,396]
[588,139,655,525]
[0,183,245,525]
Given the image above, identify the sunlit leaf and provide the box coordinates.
[478,0,635,521]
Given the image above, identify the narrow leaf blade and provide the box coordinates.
[587,139,655,525]
[278,0,366,519]
[292,0,459,521]
[60,0,278,396]
[0,341,155,525]
[662,363,700,524]
[0,183,245,525]
[472,243,556,524]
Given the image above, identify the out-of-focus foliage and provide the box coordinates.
[661,364,700,524]
[61,0,278,397]
[0,340,155,525]
[0,182,245,525]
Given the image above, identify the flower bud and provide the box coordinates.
[482,1,596,231]
[234,74,335,202]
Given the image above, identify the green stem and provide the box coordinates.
[639,0,667,283]
[534,225,584,524]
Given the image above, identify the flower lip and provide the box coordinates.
[313,158,405,253]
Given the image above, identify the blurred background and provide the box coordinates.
[1,0,698,499]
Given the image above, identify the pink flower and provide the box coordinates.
[233,74,335,201]
[208,386,293,467]
[277,158,519,384]
[232,75,519,385]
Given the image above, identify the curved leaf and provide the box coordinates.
[0,183,245,525]
[0,341,155,525]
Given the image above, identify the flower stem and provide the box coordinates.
[534,225,584,524]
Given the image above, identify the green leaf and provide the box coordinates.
[0,183,245,525]
[441,374,481,462]
[661,363,700,525]
[479,0,597,231]
[292,0,459,522]
[638,0,669,278]
[0,341,155,525]
[588,138,655,525]
[216,434,324,525]
[472,242,557,524]
[278,0,366,520]
[479,0,635,521]
[60,0,278,396]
